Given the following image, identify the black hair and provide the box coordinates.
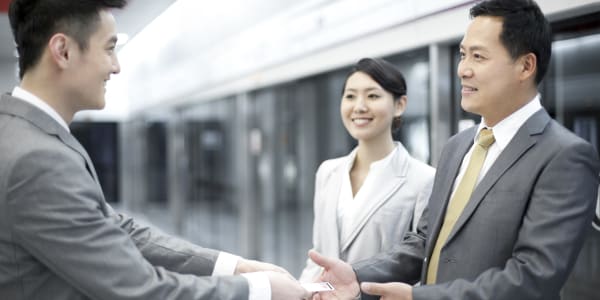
[342,58,407,130]
[9,0,128,79]
[470,0,551,84]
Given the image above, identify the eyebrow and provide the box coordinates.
[345,87,382,92]
[459,44,489,52]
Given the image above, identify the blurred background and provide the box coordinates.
[1,0,599,298]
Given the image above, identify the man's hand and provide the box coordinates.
[235,258,291,276]
[308,250,360,300]
[266,271,312,300]
[361,282,413,300]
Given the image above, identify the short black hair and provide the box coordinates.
[470,0,552,85]
[343,57,407,130]
[9,0,127,79]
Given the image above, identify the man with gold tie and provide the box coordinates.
[308,0,600,299]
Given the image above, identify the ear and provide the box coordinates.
[518,53,537,83]
[47,33,72,69]
[394,95,407,117]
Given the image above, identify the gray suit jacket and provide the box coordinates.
[299,143,434,281]
[354,109,600,300]
[0,94,249,300]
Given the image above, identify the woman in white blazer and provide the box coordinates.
[300,58,435,282]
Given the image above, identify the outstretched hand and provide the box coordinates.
[235,258,292,278]
[308,250,360,300]
[361,282,413,300]
[266,271,312,300]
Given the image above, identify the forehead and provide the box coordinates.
[346,72,382,89]
[460,16,505,51]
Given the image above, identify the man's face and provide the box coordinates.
[65,10,120,112]
[457,16,523,125]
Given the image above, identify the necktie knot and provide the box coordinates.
[477,128,495,149]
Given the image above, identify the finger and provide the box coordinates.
[308,250,335,269]
[361,282,387,296]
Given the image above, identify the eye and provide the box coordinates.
[343,94,355,100]
[473,53,485,60]
[368,94,380,99]
[459,51,466,60]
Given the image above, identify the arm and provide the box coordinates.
[110,209,221,276]
[353,206,427,285]
[7,148,248,300]
[412,140,600,300]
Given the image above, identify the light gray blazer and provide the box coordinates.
[0,94,248,300]
[354,109,600,300]
[300,143,434,281]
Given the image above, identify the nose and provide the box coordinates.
[457,59,472,79]
[353,96,368,113]
[112,55,121,75]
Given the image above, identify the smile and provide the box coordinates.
[352,118,373,125]
[462,85,478,92]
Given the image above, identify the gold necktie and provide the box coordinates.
[426,128,495,284]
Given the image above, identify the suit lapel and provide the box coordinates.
[445,110,550,244]
[57,131,100,183]
[0,94,99,183]
[339,144,409,253]
[426,128,476,258]
[322,163,343,256]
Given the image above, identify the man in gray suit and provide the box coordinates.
[308,0,600,299]
[0,1,310,299]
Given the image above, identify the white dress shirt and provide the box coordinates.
[450,94,543,199]
[12,86,271,300]
[337,145,398,241]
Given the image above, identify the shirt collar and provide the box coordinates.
[478,93,542,150]
[12,86,70,132]
[344,142,399,172]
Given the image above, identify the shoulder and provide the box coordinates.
[408,157,436,179]
[394,142,435,181]
[0,117,79,186]
[316,155,349,178]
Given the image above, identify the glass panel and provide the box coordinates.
[387,48,432,163]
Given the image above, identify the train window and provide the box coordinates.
[386,48,431,163]
[542,14,600,154]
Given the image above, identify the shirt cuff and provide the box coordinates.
[212,252,241,276]
[242,272,271,300]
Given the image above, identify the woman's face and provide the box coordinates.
[340,71,405,143]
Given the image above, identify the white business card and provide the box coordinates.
[301,282,335,292]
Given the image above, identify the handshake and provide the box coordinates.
[237,250,413,300]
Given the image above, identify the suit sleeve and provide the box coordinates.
[108,205,221,277]
[412,139,600,300]
[353,206,427,285]
[6,147,248,300]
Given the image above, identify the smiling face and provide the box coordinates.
[340,71,405,144]
[64,10,120,112]
[458,16,525,126]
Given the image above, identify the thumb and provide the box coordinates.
[308,250,334,269]
[361,282,388,296]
